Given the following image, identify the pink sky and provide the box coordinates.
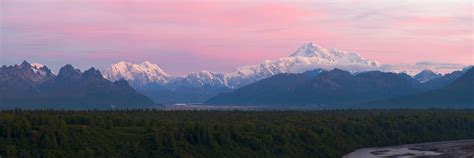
[1,0,472,75]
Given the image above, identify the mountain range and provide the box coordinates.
[370,67,474,107]
[0,61,154,108]
[104,43,381,89]
[1,60,471,108]
[103,42,383,104]
[101,42,466,104]
[2,42,471,108]
[206,69,422,106]
[206,67,473,107]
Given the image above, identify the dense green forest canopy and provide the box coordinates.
[0,109,473,158]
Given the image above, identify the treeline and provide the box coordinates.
[0,109,474,158]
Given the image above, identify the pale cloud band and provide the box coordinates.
[380,61,468,75]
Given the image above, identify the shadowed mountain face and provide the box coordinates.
[373,67,474,107]
[421,70,466,91]
[0,62,154,108]
[0,61,54,97]
[206,73,311,105]
[206,69,423,106]
[414,70,442,83]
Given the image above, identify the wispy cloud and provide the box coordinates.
[380,61,467,75]
[415,61,467,70]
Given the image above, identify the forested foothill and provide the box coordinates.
[0,109,473,157]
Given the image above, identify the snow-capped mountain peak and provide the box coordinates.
[222,42,381,87]
[103,42,382,88]
[180,71,227,87]
[30,63,54,77]
[103,61,171,86]
[289,42,327,58]
[289,42,380,67]
[16,61,54,77]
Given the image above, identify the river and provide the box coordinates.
[344,139,474,158]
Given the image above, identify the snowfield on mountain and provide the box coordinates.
[103,42,382,88]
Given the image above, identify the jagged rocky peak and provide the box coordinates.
[31,63,54,77]
[82,67,104,79]
[16,60,34,71]
[20,60,32,67]
[59,64,80,74]
[57,64,82,80]
[0,61,55,87]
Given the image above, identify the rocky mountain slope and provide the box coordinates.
[0,61,154,108]
[206,69,422,106]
